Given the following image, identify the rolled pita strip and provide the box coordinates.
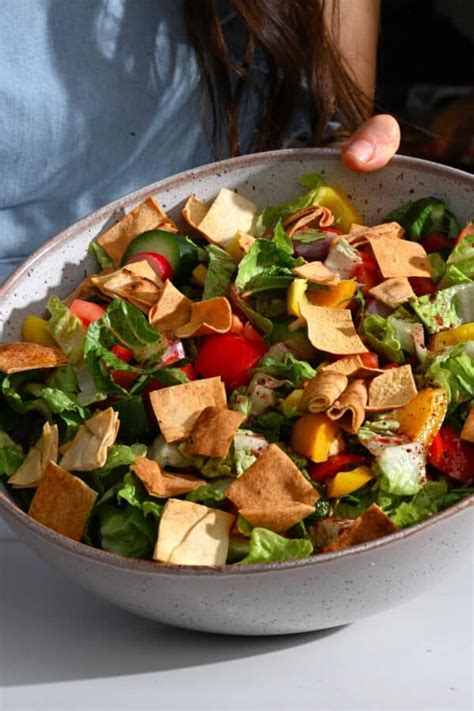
[283,206,334,237]
[299,371,348,413]
[326,379,368,433]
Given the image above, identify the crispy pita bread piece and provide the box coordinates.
[91,261,162,313]
[367,364,418,411]
[292,261,340,286]
[28,460,97,541]
[367,235,432,279]
[154,499,234,566]
[326,379,368,433]
[324,504,397,552]
[368,277,416,309]
[226,444,319,532]
[97,197,178,266]
[321,356,384,378]
[283,205,334,237]
[131,457,205,498]
[182,194,210,230]
[299,302,369,355]
[185,406,245,459]
[150,377,227,442]
[299,371,348,413]
[60,407,119,471]
[0,342,68,374]
[460,406,474,443]
[8,422,58,488]
[195,188,257,247]
[148,280,192,331]
[345,222,404,247]
[174,297,232,338]
[310,517,353,551]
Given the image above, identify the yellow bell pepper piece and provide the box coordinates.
[282,388,304,410]
[225,232,255,263]
[307,279,356,308]
[287,278,307,317]
[21,316,57,347]
[395,388,448,448]
[290,413,341,463]
[326,466,374,498]
[431,323,474,353]
[192,264,208,287]
[312,185,362,232]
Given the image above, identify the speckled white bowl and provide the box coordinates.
[1,149,473,635]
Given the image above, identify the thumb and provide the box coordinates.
[340,114,401,172]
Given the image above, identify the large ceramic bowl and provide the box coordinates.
[1,149,472,636]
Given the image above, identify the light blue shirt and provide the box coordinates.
[0,0,314,283]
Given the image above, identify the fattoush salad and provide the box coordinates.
[1,174,473,566]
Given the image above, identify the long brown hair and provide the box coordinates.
[184,0,371,157]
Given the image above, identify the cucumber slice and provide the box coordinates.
[121,230,180,271]
[173,235,200,281]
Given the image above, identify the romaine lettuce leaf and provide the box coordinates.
[235,235,301,293]
[88,240,115,269]
[410,283,474,334]
[185,478,233,506]
[254,352,316,387]
[99,504,156,558]
[376,443,426,496]
[95,443,147,476]
[272,220,293,254]
[384,197,459,241]
[47,295,86,364]
[424,341,474,407]
[203,245,236,299]
[238,527,313,564]
[0,431,24,477]
[361,314,405,363]
[257,172,325,230]
[446,233,474,277]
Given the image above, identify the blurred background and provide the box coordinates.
[378,0,473,172]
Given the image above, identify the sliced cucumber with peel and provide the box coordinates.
[121,230,180,271]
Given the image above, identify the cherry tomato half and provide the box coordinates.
[195,332,267,390]
[111,344,133,362]
[428,427,474,483]
[126,252,173,281]
[69,299,105,328]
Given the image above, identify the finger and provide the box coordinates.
[340,114,401,172]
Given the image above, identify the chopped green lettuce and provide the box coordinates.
[238,527,313,564]
[0,431,24,477]
[203,245,236,299]
[88,240,115,269]
[47,295,86,364]
[424,341,474,407]
[185,478,233,506]
[234,237,302,294]
[95,443,147,476]
[99,504,156,558]
[254,352,316,387]
[361,314,405,363]
[385,197,459,241]
[410,283,474,334]
[376,443,426,496]
[257,172,325,230]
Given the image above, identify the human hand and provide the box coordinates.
[340,114,401,172]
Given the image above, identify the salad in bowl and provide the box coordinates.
[1,172,473,567]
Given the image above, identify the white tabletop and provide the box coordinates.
[1,518,472,711]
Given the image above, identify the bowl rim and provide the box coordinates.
[1,147,473,575]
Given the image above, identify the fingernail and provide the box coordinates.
[344,139,374,164]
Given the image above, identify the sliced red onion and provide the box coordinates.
[293,236,332,261]
[160,340,186,364]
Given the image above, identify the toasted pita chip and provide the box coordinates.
[327,379,368,433]
[299,371,348,413]
[0,342,68,374]
[150,377,227,442]
[283,206,334,237]
[91,261,162,312]
[186,406,245,459]
[368,277,416,309]
[367,364,418,411]
[8,422,58,488]
[182,195,210,230]
[226,444,319,532]
[148,280,192,331]
[97,197,177,266]
[460,406,474,443]
[154,499,234,566]
[321,356,384,378]
[299,302,368,355]
[324,504,397,552]
[195,188,257,247]
[345,222,404,247]
[28,460,97,541]
[174,297,232,338]
[293,261,340,286]
[310,517,353,550]
[131,457,205,497]
[367,235,431,279]
[60,407,119,471]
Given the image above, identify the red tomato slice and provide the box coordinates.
[111,371,140,389]
[409,277,437,296]
[69,299,105,328]
[428,427,474,482]
[126,252,173,281]
[354,251,382,293]
[455,222,474,246]
[111,344,133,362]
[359,352,379,369]
[421,232,453,253]
[309,454,369,483]
[195,333,267,390]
